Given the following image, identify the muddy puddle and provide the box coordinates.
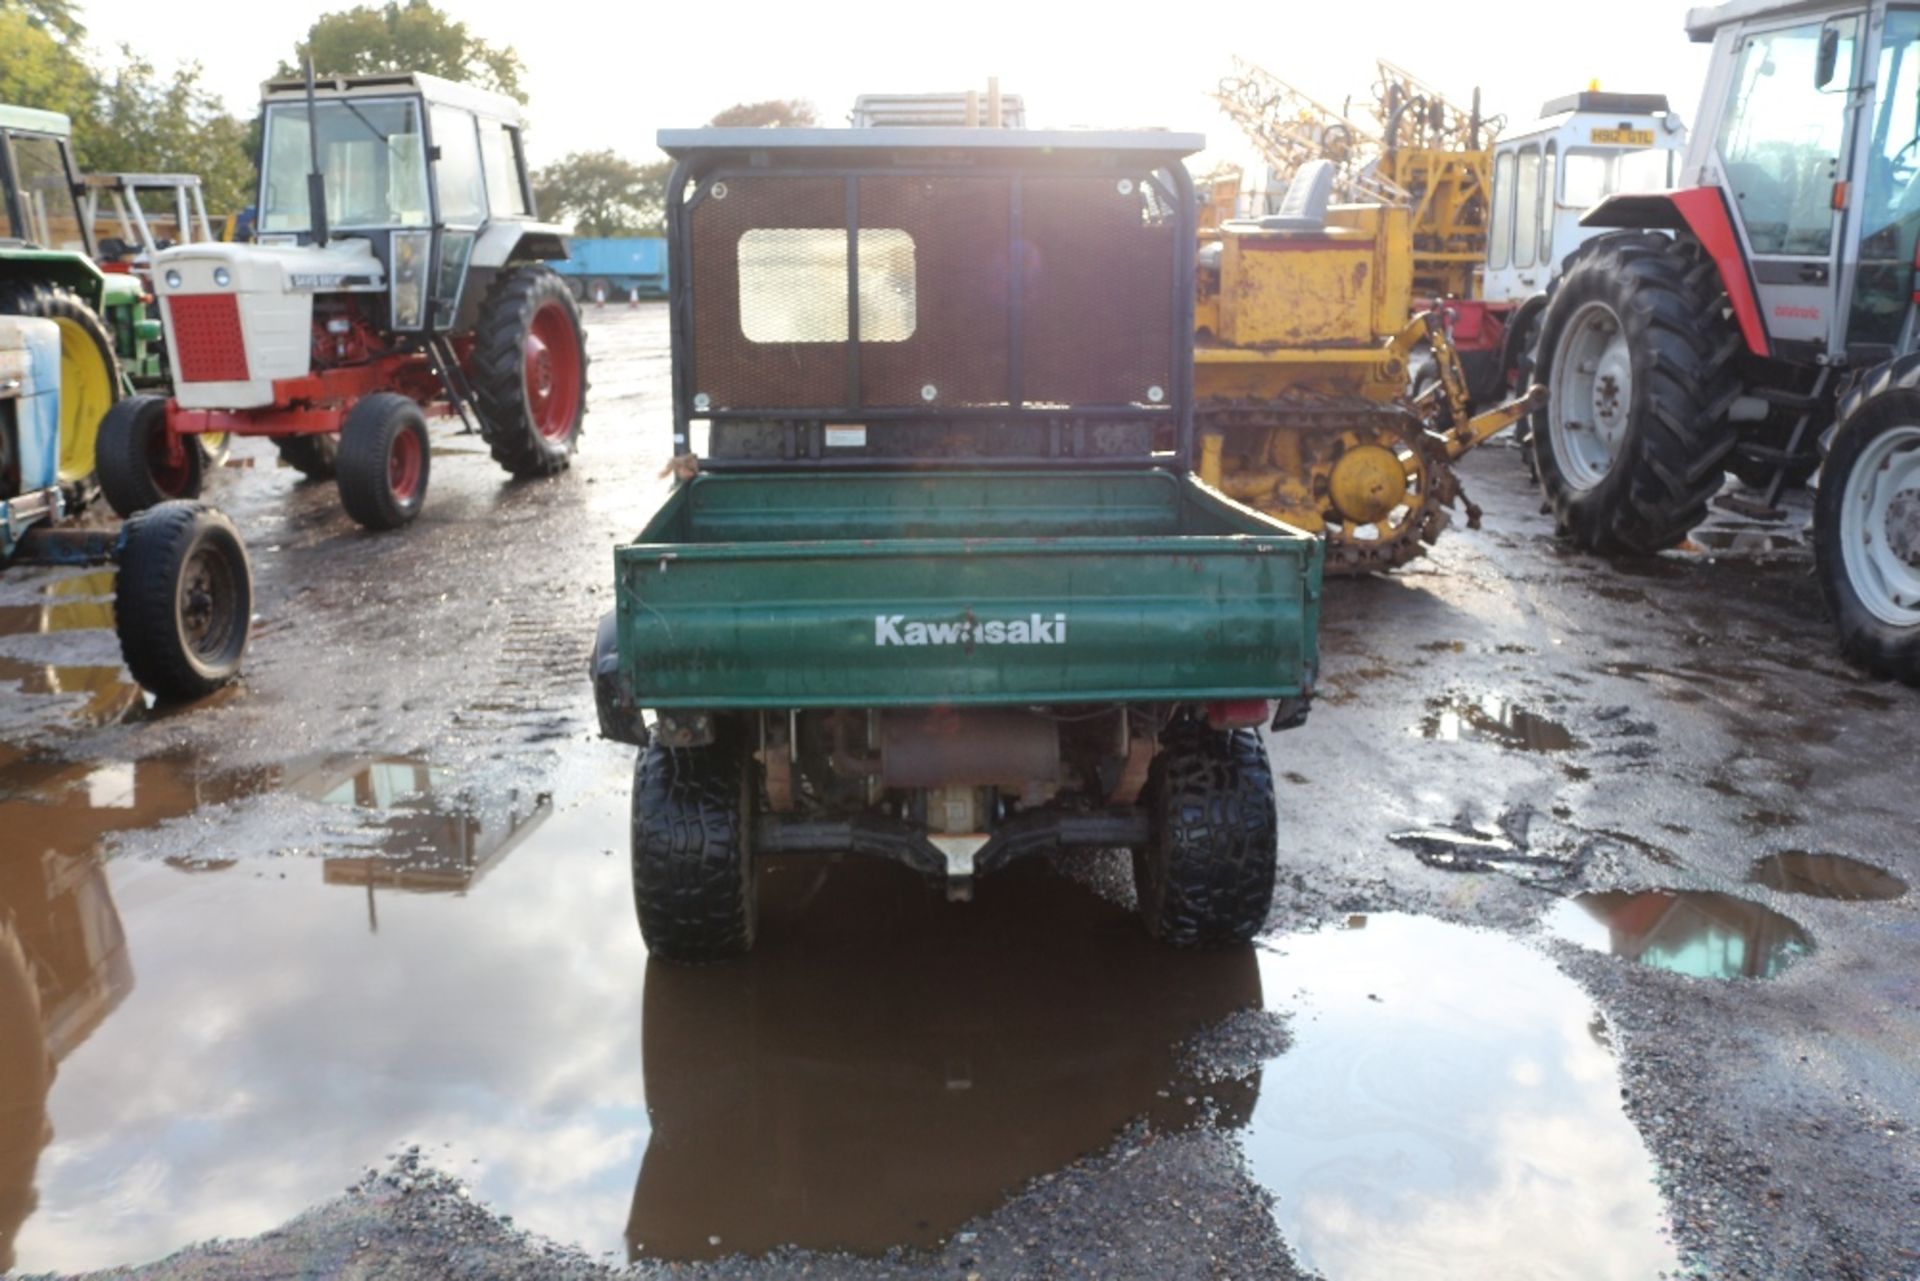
[1245,915,1676,1280]
[1417,691,1580,752]
[1545,890,1812,979]
[1681,529,1803,555]
[1749,851,1908,901]
[1,742,1679,1276]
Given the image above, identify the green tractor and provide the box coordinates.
[0,103,166,493]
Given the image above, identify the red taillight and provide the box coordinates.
[166,294,249,382]
[1205,698,1272,730]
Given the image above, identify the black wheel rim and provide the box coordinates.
[177,542,241,665]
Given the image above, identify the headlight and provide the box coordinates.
[390,230,430,330]
[164,269,182,290]
[213,267,231,288]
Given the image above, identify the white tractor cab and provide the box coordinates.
[1448,92,1688,402]
[1529,0,1920,680]
[94,72,588,531]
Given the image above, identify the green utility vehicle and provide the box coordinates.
[592,129,1324,961]
[0,104,161,487]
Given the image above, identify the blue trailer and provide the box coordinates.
[551,237,668,302]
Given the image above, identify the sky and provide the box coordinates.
[71,0,1717,171]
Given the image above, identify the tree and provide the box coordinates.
[0,0,84,43]
[708,99,816,129]
[282,0,525,102]
[532,151,671,237]
[79,54,257,214]
[0,9,91,121]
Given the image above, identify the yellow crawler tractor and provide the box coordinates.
[1193,162,1539,573]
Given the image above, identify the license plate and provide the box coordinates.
[1590,127,1655,146]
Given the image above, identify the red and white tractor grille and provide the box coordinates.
[166,294,250,383]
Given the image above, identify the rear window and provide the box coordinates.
[737,228,917,343]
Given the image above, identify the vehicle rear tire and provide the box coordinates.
[1133,722,1277,947]
[0,281,122,486]
[1529,232,1741,554]
[274,432,338,480]
[632,740,757,963]
[95,394,203,516]
[336,394,429,530]
[1814,358,1920,683]
[114,500,251,700]
[470,265,588,479]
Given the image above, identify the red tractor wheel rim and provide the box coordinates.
[389,426,423,501]
[150,426,194,496]
[525,300,582,442]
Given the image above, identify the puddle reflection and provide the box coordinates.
[1749,852,1908,901]
[1244,915,1676,1280]
[628,857,1260,1260]
[1546,890,1812,979]
[1417,692,1579,753]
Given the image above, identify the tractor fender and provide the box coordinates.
[1581,188,1768,359]
[469,221,574,271]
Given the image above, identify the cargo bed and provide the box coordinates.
[615,468,1321,710]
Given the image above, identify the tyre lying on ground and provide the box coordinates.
[113,500,251,700]
[594,127,1322,962]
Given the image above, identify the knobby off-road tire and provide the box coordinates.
[1530,232,1742,554]
[1133,723,1278,948]
[274,432,339,480]
[0,281,121,486]
[114,500,251,700]
[1815,357,1920,683]
[632,741,758,963]
[336,394,429,531]
[471,265,589,479]
[95,394,202,516]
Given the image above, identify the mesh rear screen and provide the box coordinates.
[690,176,845,409]
[1019,177,1175,407]
[686,168,1177,414]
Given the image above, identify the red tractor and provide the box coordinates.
[94,72,588,530]
[1531,0,1920,680]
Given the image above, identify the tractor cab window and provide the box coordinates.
[1851,8,1920,346]
[431,106,486,225]
[1513,145,1541,269]
[1489,150,1515,269]
[260,100,432,234]
[8,133,86,251]
[1561,147,1677,209]
[481,124,529,218]
[1715,17,1858,255]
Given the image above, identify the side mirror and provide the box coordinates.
[1816,23,1842,89]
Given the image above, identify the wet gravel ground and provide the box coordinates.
[5,305,1919,1279]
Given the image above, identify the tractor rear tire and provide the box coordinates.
[1133,722,1278,948]
[96,394,203,516]
[1530,232,1741,554]
[1814,357,1920,683]
[0,281,122,486]
[632,740,758,963]
[471,265,588,479]
[275,433,339,480]
[336,394,429,531]
[114,500,251,700]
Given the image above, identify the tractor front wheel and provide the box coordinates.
[1815,358,1920,683]
[337,394,430,531]
[1530,232,1741,554]
[471,266,589,479]
[1133,722,1278,948]
[96,394,203,516]
[114,500,251,700]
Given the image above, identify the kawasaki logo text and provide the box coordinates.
[874,613,1067,647]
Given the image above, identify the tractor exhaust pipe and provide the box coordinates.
[305,58,330,248]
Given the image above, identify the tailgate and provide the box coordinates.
[617,508,1319,710]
